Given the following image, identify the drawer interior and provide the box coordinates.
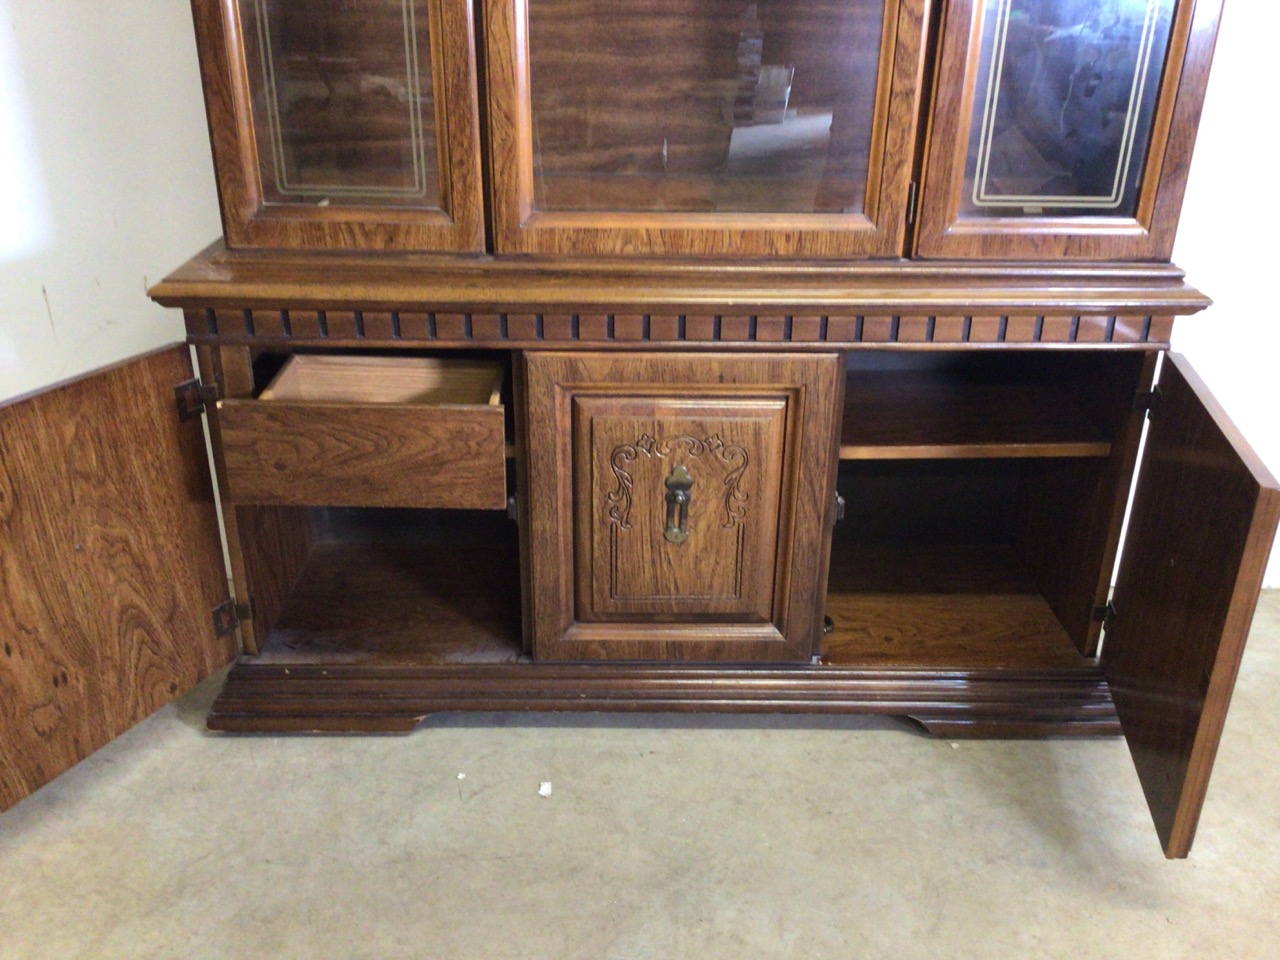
[259,354,503,406]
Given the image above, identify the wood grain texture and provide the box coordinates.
[840,371,1111,459]
[234,505,317,657]
[914,0,1218,260]
[1014,352,1156,656]
[259,355,503,405]
[152,243,1210,318]
[206,658,1118,736]
[482,0,929,257]
[218,397,507,509]
[189,0,486,251]
[822,544,1093,669]
[574,397,788,623]
[189,308,1178,350]
[249,514,521,665]
[0,347,233,812]
[1105,354,1280,858]
[524,352,841,662]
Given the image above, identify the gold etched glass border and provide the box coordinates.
[253,0,431,202]
[970,0,1167,210]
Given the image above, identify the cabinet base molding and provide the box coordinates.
[207,661,1120,738]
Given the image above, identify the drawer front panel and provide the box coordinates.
[575,397,787,622]
[218,400,506,509]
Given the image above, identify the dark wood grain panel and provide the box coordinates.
[154,243,1209,318]
[574,396,788,622]
[840,371,1112,459]
[1015,352,1156,656]
[218,399,507,508]
[0,347,233,812]
[206,658,1117,736]
[1106,355,1280,858]
[524,352,842,662]
[822,544,1092,669]
[251,522,521,665]
[234,506,317,657]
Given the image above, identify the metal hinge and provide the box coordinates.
[905,181,919,226]
[1092,601,1118,625]
[834,493,847,522]
[175,378,223,421]
[1134,387,1162,419]
[212,598,254,638]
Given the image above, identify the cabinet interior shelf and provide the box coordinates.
[839,372,1112,460]
[823,541,1095,670]
[252,511,523,666]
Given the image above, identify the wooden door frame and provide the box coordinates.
[482,0,932,257]
[190,0,486,251]
[913,0,1223,260]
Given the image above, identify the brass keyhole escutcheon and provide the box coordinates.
[664,464,694,544]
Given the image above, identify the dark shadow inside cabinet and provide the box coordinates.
[236,506,523,665]
[822,350,1153,669]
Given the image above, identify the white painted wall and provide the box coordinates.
[0,1,1275,583]
[1171,0,1280,586]
[0,1,220,401]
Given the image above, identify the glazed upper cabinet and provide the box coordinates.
[192,0,486,250]
[192,0,1219,259]
[914,0,1220,259]
[482,0,929,256]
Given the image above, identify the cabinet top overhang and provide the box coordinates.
[151,241,1210,319]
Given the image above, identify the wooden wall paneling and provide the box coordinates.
[189,0,486,251]
[0,347,234,812]
[914,0,1221,260]
[1105,355,1280,858]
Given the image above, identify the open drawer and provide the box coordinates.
[216,355,507,509]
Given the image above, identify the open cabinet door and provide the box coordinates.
[0,346,235,812]
[1106,355,1280,858]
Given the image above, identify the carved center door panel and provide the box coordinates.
[524,353,842,662]
[575,397,787,622]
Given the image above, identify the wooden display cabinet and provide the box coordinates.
[3,0,1277,860]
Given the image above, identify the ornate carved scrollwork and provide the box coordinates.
[606,433,749,531]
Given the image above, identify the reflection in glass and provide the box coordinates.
[963,0,1175,217]
[527,0,887,215]
[239,0,441,208]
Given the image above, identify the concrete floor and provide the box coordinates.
[1,594,1277,960]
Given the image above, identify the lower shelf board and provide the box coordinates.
[823,544,1095,670]
[222,533,1114,737]
[255,539,523,666]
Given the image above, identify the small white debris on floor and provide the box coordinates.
[951,743,959,750]
[457,773,466,780]
[538,781,553,798]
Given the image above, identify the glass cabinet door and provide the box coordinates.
[483,0,930,257]
[915,0,1220,260]
[191,0,485,251]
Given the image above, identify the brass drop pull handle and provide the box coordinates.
[664,465,694,544]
